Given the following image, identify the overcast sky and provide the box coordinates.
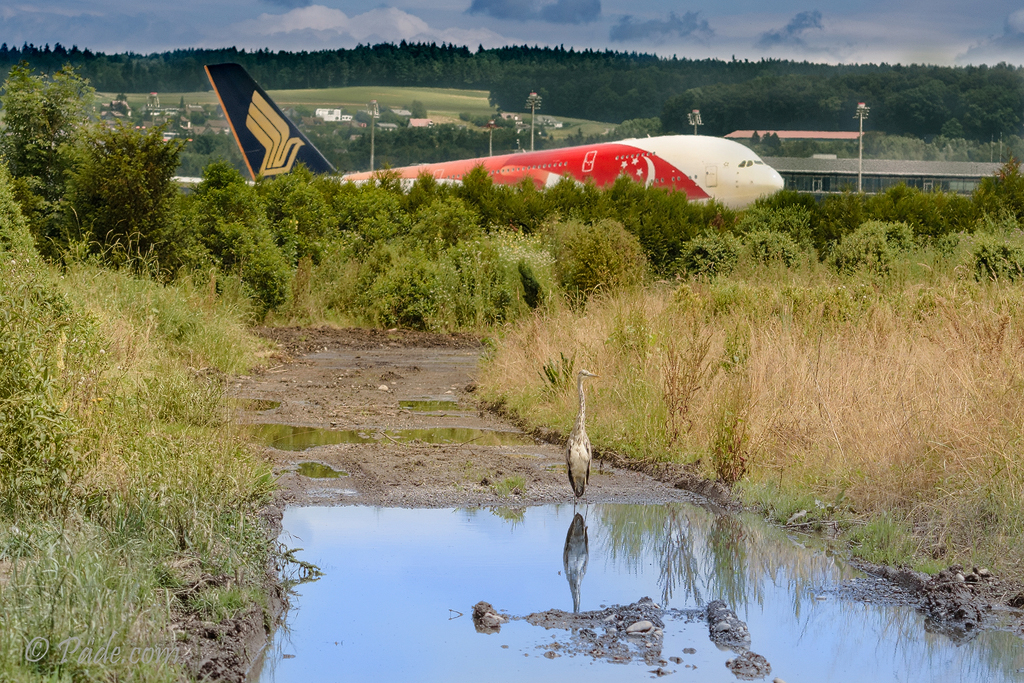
[1,0,1022,66]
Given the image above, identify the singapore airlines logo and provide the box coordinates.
[246,91,304,176]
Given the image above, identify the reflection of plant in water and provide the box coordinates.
[490,506,526,529]
[596,503,851,611]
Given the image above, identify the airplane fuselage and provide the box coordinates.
[342,135,784,209]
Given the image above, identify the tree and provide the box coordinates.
[0,63,95,251]
[65,123,184,270]
[410,100,427,118]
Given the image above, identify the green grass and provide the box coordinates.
[0,258,278,681]
[491,475,527,497]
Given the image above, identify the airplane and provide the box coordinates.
[205,63,784,209]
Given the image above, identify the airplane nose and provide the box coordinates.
[767,168,784,193]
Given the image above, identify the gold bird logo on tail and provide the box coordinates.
[246,91,304,176]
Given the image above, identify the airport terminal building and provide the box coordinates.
[761,156,1010,197]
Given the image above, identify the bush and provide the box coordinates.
[0,165,36,258]
[972,229,1024,282]
[676,233,740,278]
[410,197,481,253]
[743,230,802,266]
[738,203,814,250]
[549,218,647,301]
[831,220,914,274]
[65,123,184,270]
[183,163,291,314]
[257,165,338,264]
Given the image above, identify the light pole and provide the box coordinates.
[486,119,497,157]
[855,102,869,193]
[368,99,379,172]
[688,109,702,135]
[525,91,542,151]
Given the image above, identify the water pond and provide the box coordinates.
[256,504,1024,683]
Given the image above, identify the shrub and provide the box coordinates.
[182,163,290,314]
[972,229,1024,282]
[359,245,439,329]
[831,220,914,274]
[0,165,36,258]
[257,165,337,264]
[676,233,740,278]
[410,197,481,253]
[743,229,802,266]
[65,123,184,270]
[549,218,647,301]
[738,203,814,250]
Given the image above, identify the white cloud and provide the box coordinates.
[957,9,1024,65]
[223,5,509,49]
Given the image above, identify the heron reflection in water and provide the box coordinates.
[563,512,589,613]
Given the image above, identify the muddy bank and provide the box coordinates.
[168,507,286,682]
[234,327,705,509]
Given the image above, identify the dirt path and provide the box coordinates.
[234,327,704,509]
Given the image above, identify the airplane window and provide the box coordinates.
[754,161,764,165]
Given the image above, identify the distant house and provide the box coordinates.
[536,115,562,128]
[500,112,520,121]
[409,118,433,128]
[391,108,412,117]
[206,119,231,134]
[316,108,343,122]
[340,114,353,122]
[377,122,398,131]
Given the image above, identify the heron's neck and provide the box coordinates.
[574,376,586,431]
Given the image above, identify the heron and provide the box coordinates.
[566,369,598,501]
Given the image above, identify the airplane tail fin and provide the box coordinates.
[204,63,335,180]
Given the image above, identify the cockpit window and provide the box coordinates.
[754,160,764,165]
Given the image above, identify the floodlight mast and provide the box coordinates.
[368,99,379,172]
[526,92,542,151]
[486,120,497,157]
[855,102,869,193]
[688,109,703,135]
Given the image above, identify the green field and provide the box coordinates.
[97,86,616,131]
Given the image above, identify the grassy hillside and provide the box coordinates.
[97,86,615,133]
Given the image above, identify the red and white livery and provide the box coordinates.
[343,135,784,209]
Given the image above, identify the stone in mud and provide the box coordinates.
[921,565,984,632]
[1008,592,1024,609]
[726,651,772,680]
[626,620,654,634]
[523,597,666,665]
[705,600,751,651]
[472,601,508,634]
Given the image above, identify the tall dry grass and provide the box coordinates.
[480,254,1024,574]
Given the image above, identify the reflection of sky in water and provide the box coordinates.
[257,504,1024,683]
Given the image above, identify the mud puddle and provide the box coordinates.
[294,462,348,478]
[254,504,1024,683]
[254,423,535,451]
